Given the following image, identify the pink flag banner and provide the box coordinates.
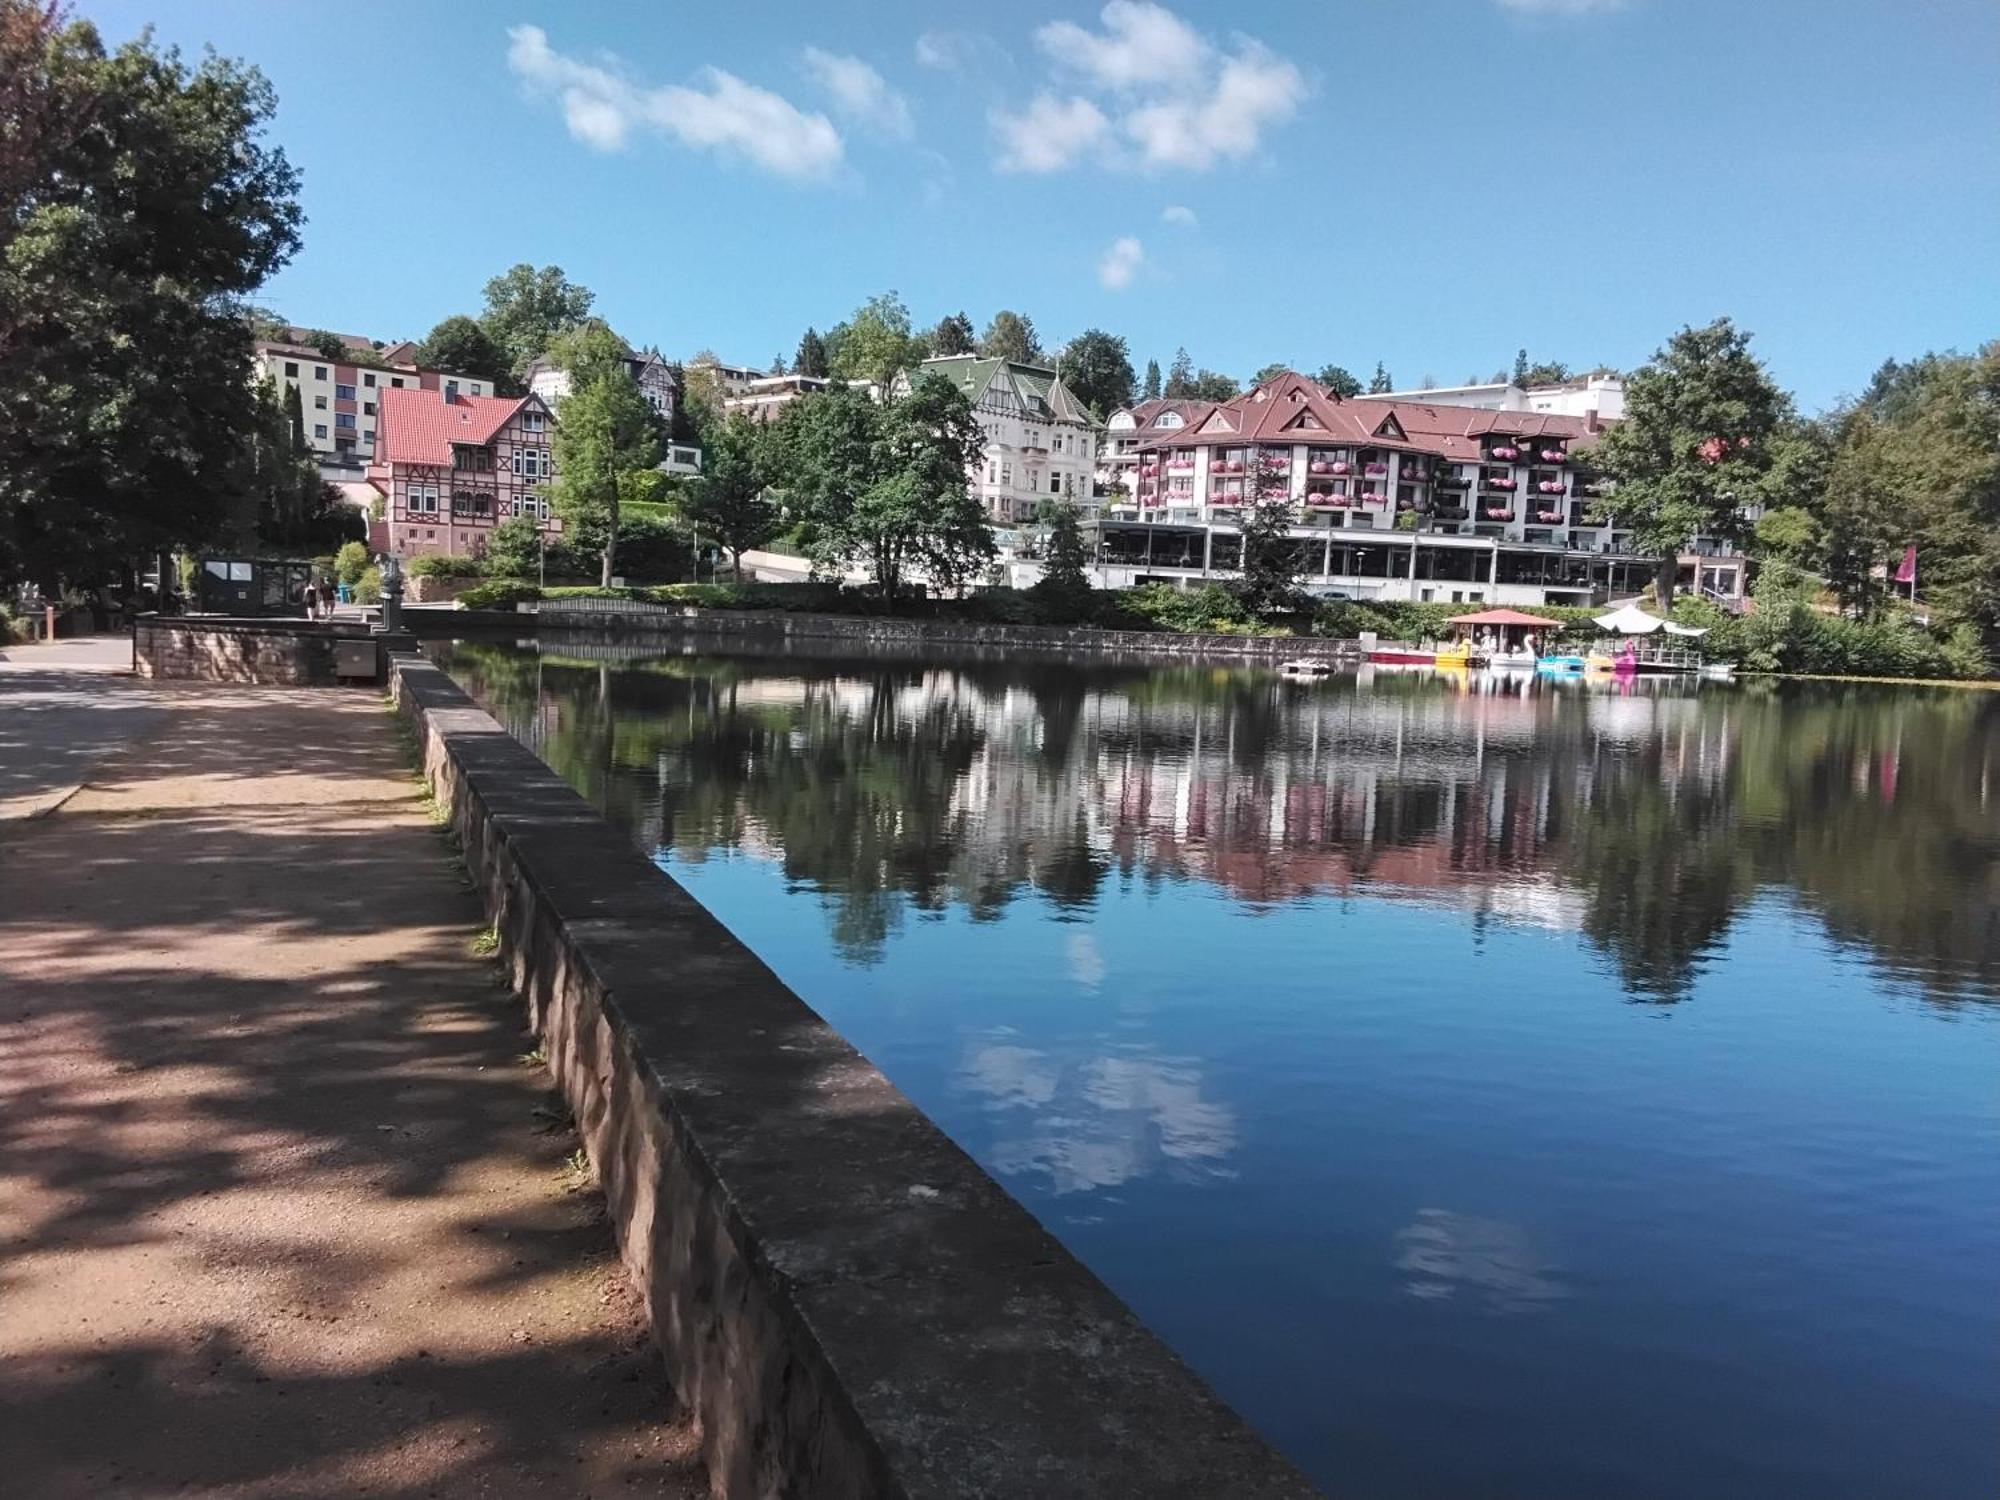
[1893,545,1918,585]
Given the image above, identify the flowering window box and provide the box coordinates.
[1331,461,1350,475]
[1483,506,1515,521]
[1491,446,1519,460]
[1364,463,1388,476]
[1537,480,1565,494]
[1540,448,1565,463]
[1533,510,1565,524]
[1487,476,1516,490]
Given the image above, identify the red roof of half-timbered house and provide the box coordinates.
[375,387,534,467]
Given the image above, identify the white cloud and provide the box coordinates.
[1038,0,1206,88]
[506,25,843,180]
[915,29,985,71]
[1160,203,1198,227]
[1098,235,1144,290]
[1010,2,1305,173]
[991,94,1112,173]
[1495,0,1626,13]
[801,47,912,139]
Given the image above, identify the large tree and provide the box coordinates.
[1186,369,1239,402]
[1031,497,1092,616]
[1235,494,1302,617]
[931,311,976,358]
[1317,364,1362,397]
[479,262,594,374]
[1,2,304,597]
[1164,347,1195,398]
[1588,318,1793,608]
[1250,362,1293,387]
[550,322,661,587]
[979,309,1042,365]
[415,314,512,389]
[1141,359,1162,401]
[828,291,927,385]
[1059,328,1135,418]
[1368,362,1394,394]
[793,326,829,378]
[679,412,779,580]
[773,375,992,600]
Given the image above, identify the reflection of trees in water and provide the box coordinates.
[441,642,1998,1004]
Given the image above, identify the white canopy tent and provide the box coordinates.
[1594,602,1707,638]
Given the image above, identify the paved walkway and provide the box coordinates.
[0,667,703,1497]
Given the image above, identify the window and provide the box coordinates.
[314,394,327,409]
[362,402,375,416]
[453,445,492,471]
[1050,473,1061,494]
[469,384,482,397]
[313,423,327,439]
[445,380,459,399]
[521,410,545,432]
[363,372,376,388]
[335,383,355,401]
[335,413,356,430]
[391,377,405,388]
[1001,462,1012,487]
[514,450,543,478]
[283,361,298,378]
[313,365,327,381]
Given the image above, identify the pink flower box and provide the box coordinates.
[1540,448,1564,462]
[1331,461,1350,475]
[1492,446,1518,460]
[1535,510,1563,523]
[1364,463,1387,476]
[1484,506,1514,520]
[1309,460,1330,475]
[1488,476,1516,490]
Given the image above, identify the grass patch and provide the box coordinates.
[470,926,499,958]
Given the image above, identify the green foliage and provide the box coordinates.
[454,579,539,610]
[771,375,994,600]
[1030,500,1093,616]
[1251,363,1293,386]
[1368,362,1393,394]
[610,511,691,582]
[931,312,975,358]
[1,5,303,592]
[1164,348,1194,397]
[334,540,371,586]
[1754,505,1824,566]
[300,329,349,361]
[1589,318,1792,602]
[1141,359,1162,401]
[415,314,512,390]
[792,326,829,377]
[678,412,779,578]
[978,310,1042,365]
[479,263,594,374]
[1234,496,1303,618]
[1185,369,1240,402]
[827,291,927,385]
[1059,329,1135,419]
[1317,365,1363,397]
[482,516,543,578]
[352,565,382,605]
[551,354,662,587]
[405,553,483,579]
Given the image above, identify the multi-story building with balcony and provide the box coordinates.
[1098,398,1217,503]
[1102,371,1663,607]
[905,355,1099,526]
[367,386,562,560]
[254,340,491,471]
[1381,373,1627,423]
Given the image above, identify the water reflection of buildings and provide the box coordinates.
[448,644,1999,1005]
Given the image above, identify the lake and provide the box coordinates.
[437,638,1999,1500]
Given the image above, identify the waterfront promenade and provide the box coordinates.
[0,642,703,1497]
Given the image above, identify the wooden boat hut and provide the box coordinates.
[1447,608,1557,666]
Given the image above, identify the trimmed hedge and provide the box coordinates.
[405,554,485,579]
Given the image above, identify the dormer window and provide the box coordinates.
[1155,411,1183,429]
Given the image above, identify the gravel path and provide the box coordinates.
[0,672,705,1498]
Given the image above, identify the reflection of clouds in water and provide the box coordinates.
[1393,1208,1565,1314]
[1067,932,1105,990]
[960,1040,1237,1195]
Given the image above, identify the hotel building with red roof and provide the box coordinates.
[1095,371,1740,609]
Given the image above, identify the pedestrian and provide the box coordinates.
[303,581,320,620]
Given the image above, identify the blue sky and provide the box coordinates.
[88,0,1998,411]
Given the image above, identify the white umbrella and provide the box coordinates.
[1593,602,1666,635]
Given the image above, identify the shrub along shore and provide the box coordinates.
[443,577,1994,684]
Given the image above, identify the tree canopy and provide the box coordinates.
[415,314,512,390]
[1058,329,1135,418]
[792,326,829,378]
[1141,359,1162,401]
[1,1,305,593]
[1589,318,1793,605]
[827,291,927,385]
[979,310,1042,365]
[1368,362,1394,394]
[1317,365,1362,397]
[551,357,661,587]
[479,262,594,374]
[931,311,976,358]
[678,411,780,580]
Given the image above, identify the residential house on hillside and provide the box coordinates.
[254,341,489,470]
[901,355,1100,526]
[1099,398,1217,500]
[1101,370,1670,607]
[525,347,700,476]
[367,386,560,559]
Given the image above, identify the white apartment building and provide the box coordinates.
[903,355,1099,526]
[254,340,490,470]
[1381,373,1627,423]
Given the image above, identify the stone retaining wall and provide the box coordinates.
[134,616,384,685]
[526,599,1365,664]
[391,653,1317,1500]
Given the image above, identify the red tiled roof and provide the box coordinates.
[1138,372,1601,462]
[375,387,533,466]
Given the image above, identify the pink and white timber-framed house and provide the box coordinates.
[368,386,562,559]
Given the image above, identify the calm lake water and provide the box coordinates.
[438,639,1999,1500]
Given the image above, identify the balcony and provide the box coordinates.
[1436,472,1470,488]
[1485,476,1517,491]
[1433,505,1469,521]
[1532,509,1566,524]
[1363,462,1388,477]
[1306,459,1350,477]
[1482,505,1516,521]
[1539,448,1566,464]
[1489,445,1520,461]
